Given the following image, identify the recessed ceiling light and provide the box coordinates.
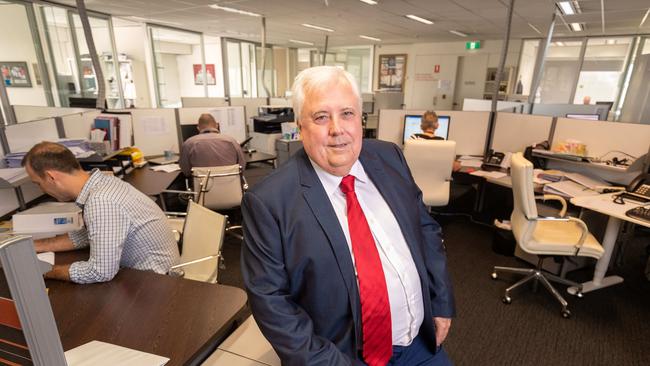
[555,41,565,46]
[302,23,334,32]
[641,8,650,27]
[569,22,583,31]
[359,0,378,4]
[360,35,381,41]
[528,23,542,35]
[405,14,434,25]
[449,30,468,37]
[289,39,314,46]
[557,1,575,15]
[209,4,261,17]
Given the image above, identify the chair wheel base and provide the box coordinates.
[491,272,498,280]
[502,296,512,304]
[561,309,572,318]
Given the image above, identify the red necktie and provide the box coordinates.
[340,175,392,366]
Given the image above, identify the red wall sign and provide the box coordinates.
[434,65,440,73]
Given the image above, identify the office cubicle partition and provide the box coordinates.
[462,98,525,112]
[130,109,179,156]
[491,113,553,154]
[181,97,230,108]
[178,106,246,143]
[532,103,609,121]
[13,105,95,124]
[229,97,267,124]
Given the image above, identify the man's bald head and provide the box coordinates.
[198,113,219,132]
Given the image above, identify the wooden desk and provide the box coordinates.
[46,251,248,365]
[245,152,276,168]
[569,193,650,294]
[123,167,180,196]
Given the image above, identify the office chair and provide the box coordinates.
[192,164,247,240]
[403,139,456,207]
[169,200,226,284]
[491,153,605,318]
[201,315,281,366]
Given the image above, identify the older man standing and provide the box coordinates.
[179,113,246,177]
[241,66,455,365]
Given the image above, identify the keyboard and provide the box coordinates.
[626,206,650,223]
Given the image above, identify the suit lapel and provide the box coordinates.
[297,151,361,331]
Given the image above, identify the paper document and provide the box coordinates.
[564,172,608,190]
[150,164,180,173]
[543,180,599,198]
[65,341,169,366]
[36,252,55,266]
[0,168,27,182]
[460,158,483,168]
[470,170,508,179]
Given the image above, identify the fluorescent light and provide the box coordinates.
[302,23,334,32]
[449,30,468,37]
[209,4,261,17]
[528,23,542,35]
[359,0,378,4]
[641,8,650,27]
[557,1,575,15]
[570,22,583,31]
[555,41,565,46]
[405,14,434,25]
[289,39,314,46]
[360,35,381,41]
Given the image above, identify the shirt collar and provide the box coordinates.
[309,158,368,197]
[200,128,219,134]
[75,168,102,207]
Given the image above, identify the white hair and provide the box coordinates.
[291,66,362,124]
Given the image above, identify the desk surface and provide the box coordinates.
[571,193,650,228]
[245,152,276,165]
[46,251,248,365]
[123,166,180,196]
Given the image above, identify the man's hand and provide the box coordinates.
[433,317,452,346]
[44,264,72,281]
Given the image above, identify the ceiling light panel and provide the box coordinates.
[557,1,575,15]
[360,35,381,41]
[449,30,468,37]
[209,4,261,17]
[289,39,314,46]
[302,23,335,32]
[569,22,583,31]
[405,14,434,25]
[359,0,378,4]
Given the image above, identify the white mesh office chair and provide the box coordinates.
[491,152,605,318]
[192,165,246,240]
[201,316,280,366]
[403,139,456,207]
[169,200,226,283]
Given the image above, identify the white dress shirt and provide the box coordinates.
[311,159,424,346]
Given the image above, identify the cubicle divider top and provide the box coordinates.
[130,109,179,156]
[229,97,267,125]
[60,110,102,140]
[462,98,525,112]
[532,103,608,121]
[377,109,490,156]
[491,113,553,154]
[5,118,59,153]
[553,118,650,159]
[178,106,246,143]
[13,105,96,124]
[269,97,292,107]
[181,97,229,108]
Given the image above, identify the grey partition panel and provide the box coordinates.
[0,235,67,366]
[532,103,608,121]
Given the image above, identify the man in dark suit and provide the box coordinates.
[241,66,455,365]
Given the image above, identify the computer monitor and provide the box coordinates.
[181,124,199,141]
[566,114,599,121]
[402,114,450,144]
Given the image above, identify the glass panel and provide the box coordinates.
[516,39,539,96]
[536,40,583,103]
[642,38,650,55]
[41,6,79,107]
[150,26,203,108]
[573,37,633,109]
[71,15,122,108]
[0,2,50,108]
[226,41,242,97]
[112,17,145,108]
[204,35,224,97]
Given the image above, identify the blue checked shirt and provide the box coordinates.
[68,169,180,283]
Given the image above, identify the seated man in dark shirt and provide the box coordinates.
[410,111,461,171]
[179,113,246,177]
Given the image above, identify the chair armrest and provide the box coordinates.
[165,211,187,217]
[170,253,221,270]
[535,194,568,217]
[534,216,588,255]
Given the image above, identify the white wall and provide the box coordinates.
[177,44,206,98]
[205,36,225,97]
[161,53,181,106]
[374,40,522,109]
[0,4,48,106]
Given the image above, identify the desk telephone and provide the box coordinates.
[483,150,512,169]
[615,173,650,204]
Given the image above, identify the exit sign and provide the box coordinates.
[466,41,481,50]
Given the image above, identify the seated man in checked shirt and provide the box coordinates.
[22,141,180,284]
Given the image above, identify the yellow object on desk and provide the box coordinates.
[119,147,146,167]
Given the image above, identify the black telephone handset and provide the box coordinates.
[485,149,505,166]
[627,173,650,198]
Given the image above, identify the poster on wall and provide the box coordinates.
[193,64,216,85]
[378,54,407,92]
[1,62,31,88]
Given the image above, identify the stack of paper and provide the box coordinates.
[65,341,169,366]
[3,153,26,168]
[150,164,180,173]
[543,180,599,198]
[470,170,508,179]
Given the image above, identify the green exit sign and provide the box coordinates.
[466,41,481,50]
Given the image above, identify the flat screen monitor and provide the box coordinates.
[181,124,199,141]
[402,115,450,144]
[566,114,599,121]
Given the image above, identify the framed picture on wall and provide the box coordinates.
[193,64,216,85]
[1,62,32,88]
[378,54,407,91]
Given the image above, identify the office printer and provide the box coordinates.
[13,202,84,239]
[253,106,294,133]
